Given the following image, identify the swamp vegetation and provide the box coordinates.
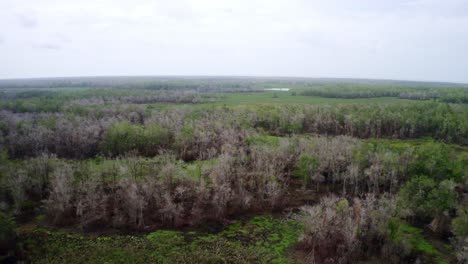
[0,77,466,263]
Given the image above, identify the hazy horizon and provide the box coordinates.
[0,75,467,86]
[1,0,468,83]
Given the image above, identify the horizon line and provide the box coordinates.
[0,75,467,86]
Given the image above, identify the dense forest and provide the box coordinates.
[0,77,467,263]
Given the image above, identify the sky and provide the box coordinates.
[1,0,468,83]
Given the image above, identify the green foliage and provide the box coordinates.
[174,125,194,148]
[0,149,8,165]
[146,230,183,242]
[154,216,301,263]
[22,228,156,264]
[409,143,455,181]
[146,230,185,261]
[154,215,301,263]
[0,212,17,262]
[0,97,63,113]
[300,83,468,103]
[388,220,438,255]
[388,219,449,263]
[21,216,302,263]
[101,122,172,156]
[293,154,319,186]
[398,176,457,221]
[452,207,468,237]
[178,158,218,180]
[101,121,142,156]
[335,199,349,214]
[428,180,458,213]
[141,124,172,156]
[0,212,16,242]
[0,120,8,136]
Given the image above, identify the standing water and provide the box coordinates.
[264,88,290,91]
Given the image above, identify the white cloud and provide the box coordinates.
[0,0,467,82]
[32,43,61,50]
[17,13,38,28]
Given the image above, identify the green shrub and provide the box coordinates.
[293,154,319,186]
[0,212,16,262]
[335,199,349,215]
[0,212,15,242]
[409,143,454,181]
[388,220,439,256]
[245,134,280,146]
[398,176,457,221]
[174,125,193,147]
[387,219,451,263]
[141,124,172,156]
[452,207,468,237]
[101,121,142,156]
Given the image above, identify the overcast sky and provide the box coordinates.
[1,0,468,83]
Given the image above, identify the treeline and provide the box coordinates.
[250,103,467,144]
[0,90,220,113]
[1,102,465,160]
[301,84,468,103]
[0,77,268,91]
[0,76,343,89]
